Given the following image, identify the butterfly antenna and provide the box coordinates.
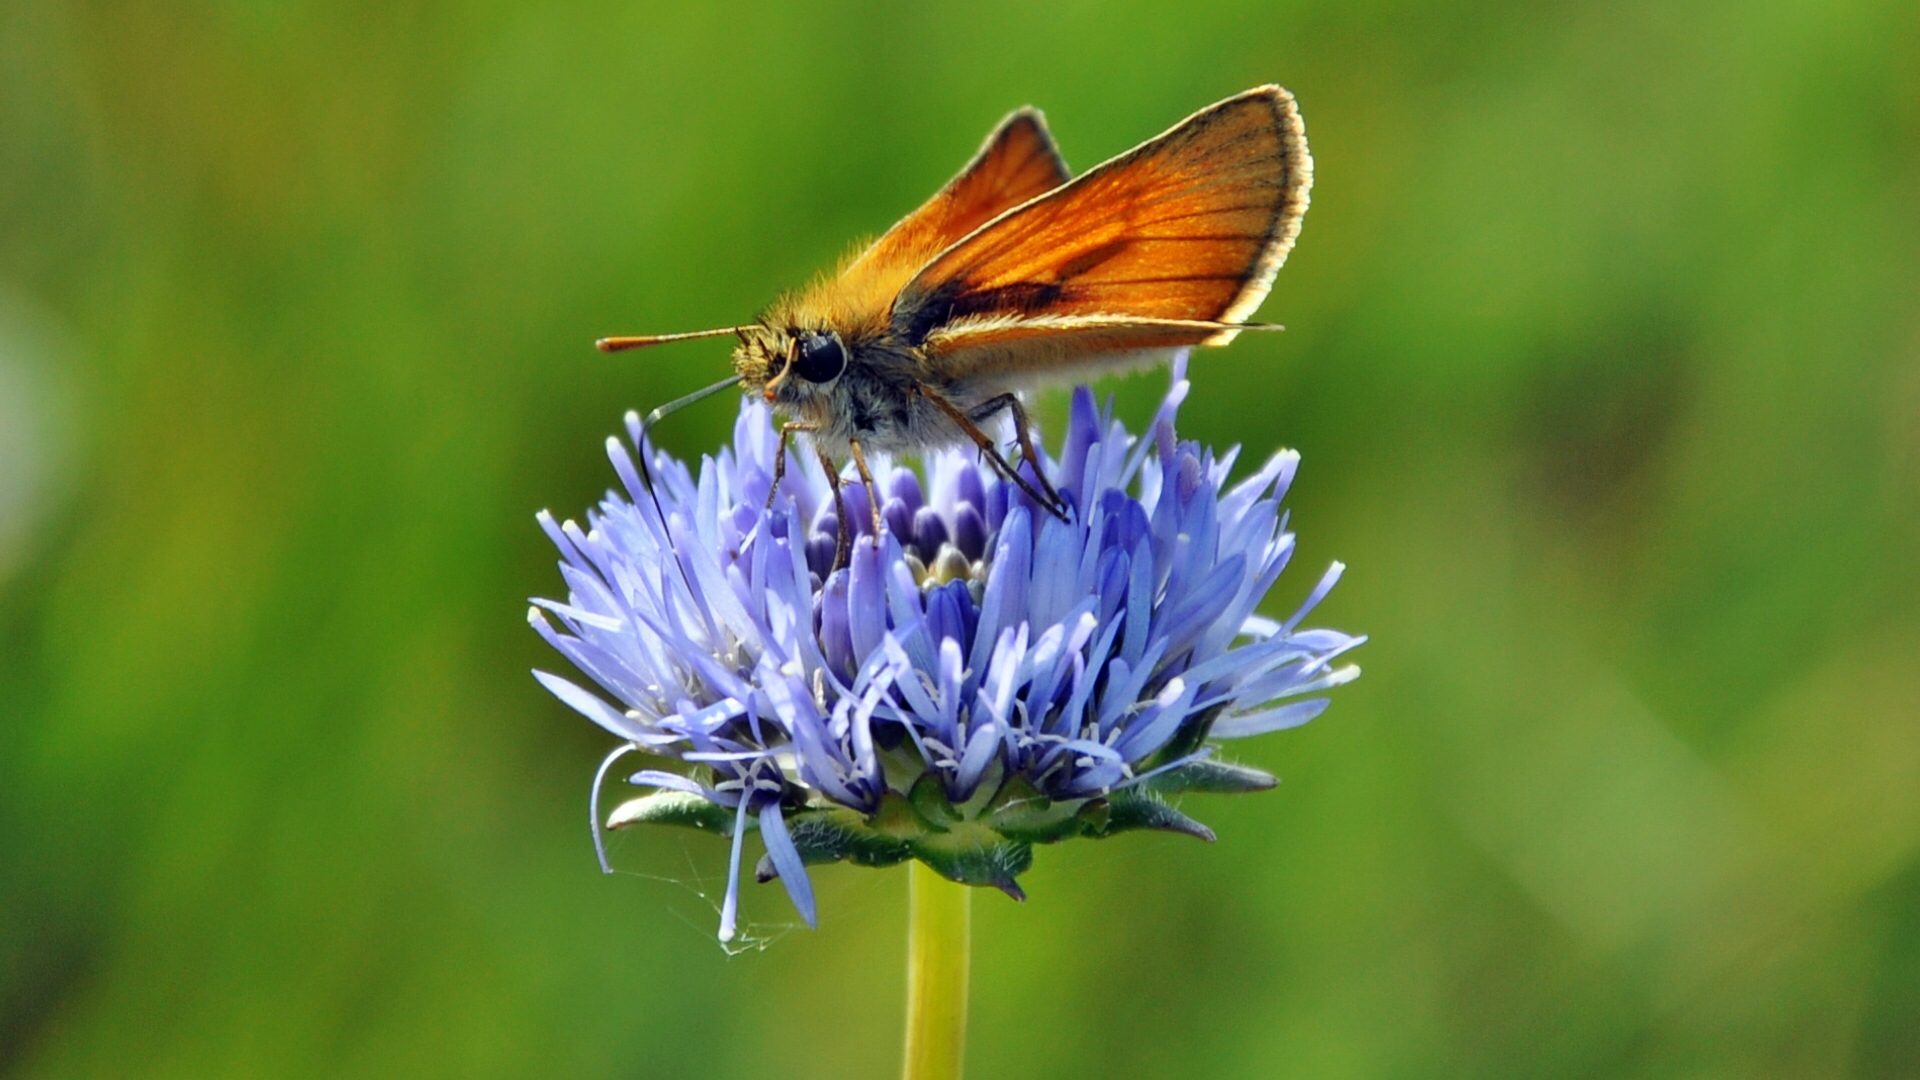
[595,319,744,518]
[597,327,752,352]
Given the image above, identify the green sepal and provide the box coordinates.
[908,828,1034,900]
[907,771,960,829]
[1090,791,1217,842]
[753,790,944,882]
[982,775,1084,844]
[869,788,944,839]
[750,787,1037,898]
[742,763,1231,899]
[605,790,739,836]
[1073,798,1112,836]
[898,774,1038,898]
[1143,758,1278,796]
[754,805,913,882]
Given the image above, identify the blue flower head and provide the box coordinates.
[530,356,1363,941]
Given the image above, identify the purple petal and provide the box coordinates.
[969,507,1032,680]
[953,720,1002,798]
[718,794,752,943]
[819,569,855,679]
[889,467,925,511]
[1028,513,1084,632]
[1212,698,1330,738]
[1060,385,1101,498]
[805,532,836,582]
[884,497,914,545]
[912,506,950,558]
[533,670,658,743]
[842,482,874,539]
[924,579,971,651]
[759,804,817,927]
[952,501,989,561]
[848,536,888,665]
[590,742,640,873]
[1285,561,1346,631]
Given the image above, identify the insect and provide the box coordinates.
[600,84,1312,558]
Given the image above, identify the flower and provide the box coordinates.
[529,355,1363,941]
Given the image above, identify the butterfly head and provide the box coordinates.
[733,325,849,406]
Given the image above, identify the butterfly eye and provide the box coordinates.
[793,331,847,383]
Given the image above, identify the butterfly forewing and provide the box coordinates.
[895,85,1310,369]
[798,109,1072,333]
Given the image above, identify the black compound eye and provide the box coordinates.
[793,331,847,383]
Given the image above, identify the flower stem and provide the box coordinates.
[902,860,970,1080]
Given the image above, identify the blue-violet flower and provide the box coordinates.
[530,356,1362,941]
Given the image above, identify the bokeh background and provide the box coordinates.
[4,1,1918,1076]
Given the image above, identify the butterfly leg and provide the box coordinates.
[768,421,856,572]
[765,421,818,512]
[915,385,1068,521]
[967,393,1068,516]
[815,446,852,572]
[846,437,887,540]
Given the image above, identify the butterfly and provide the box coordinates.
[600,85,1311,551]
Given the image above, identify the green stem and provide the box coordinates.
[901,860,971,1080]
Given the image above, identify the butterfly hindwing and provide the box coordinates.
[922,316,1284,385]
[816,109,1072,329]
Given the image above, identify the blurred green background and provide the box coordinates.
[3,0,1918,1076]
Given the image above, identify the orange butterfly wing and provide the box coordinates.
[798,109,1071,331]
[895,85,1311,369]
